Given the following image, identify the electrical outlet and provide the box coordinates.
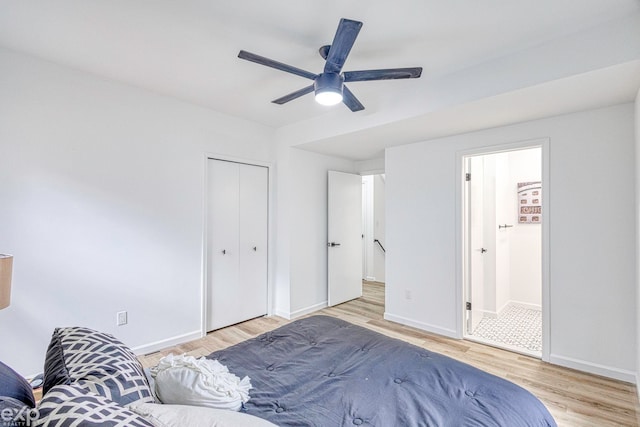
[116,311,128,326]
[405,289,412,300]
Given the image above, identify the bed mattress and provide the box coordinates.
[207,315,556,427]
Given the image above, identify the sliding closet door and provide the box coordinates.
[207,159,268,331]
[207,160,240,331]
[238,163,268,324]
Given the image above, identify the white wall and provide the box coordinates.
[275,146,356,318]
[507,149,542,307]
[0,47,276,375]
[493,153,511,313]
[386,103,636,381]
[373,175,386,283]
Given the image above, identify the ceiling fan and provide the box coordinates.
[238,18,423,112]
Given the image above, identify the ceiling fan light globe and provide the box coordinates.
[315,90,343,106]
[314,72,344,106]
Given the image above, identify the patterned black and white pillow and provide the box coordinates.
[35,384,154,427]
[43,327,154,406]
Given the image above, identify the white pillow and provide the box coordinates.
[150,354,252,411]
[127,403,277,427]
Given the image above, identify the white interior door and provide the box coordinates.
[207,160,268,331]
[467,157,485,333]
[328,171,362,306]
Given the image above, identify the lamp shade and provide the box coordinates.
[0,254,13,310]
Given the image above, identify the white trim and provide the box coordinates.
[496,300,510,317]
[365,276,376,282]
[384,312,458,338]
[131,330,201,356]
[540,140,551,362]
[454,155,465,339]
[358,168,385,176]
[479,309,499,319]
[509,300,542,311]
[359,169,385,176]
[474,299,543,319]
[456,138,551,360]
[636,373,640,400]
[203,152,274,169]
[289,301,328,319]
[549,353,636,384]
[273,309,291,320]
[201,153,275,338]
[466,335,540,358]
[362,176,375,282]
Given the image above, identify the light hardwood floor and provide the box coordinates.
[139,282,640,426]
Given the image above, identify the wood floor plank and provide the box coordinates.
[138,281,640,426]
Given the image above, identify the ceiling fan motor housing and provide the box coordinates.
[315,72,344,96]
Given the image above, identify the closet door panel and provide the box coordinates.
[207,160,240,331]
[238,163,268,321]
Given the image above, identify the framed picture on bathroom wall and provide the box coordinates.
[518,181,541,223]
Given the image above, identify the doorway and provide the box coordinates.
[463,147,543,357]
[326,171,385,309]
[362,174,386,284]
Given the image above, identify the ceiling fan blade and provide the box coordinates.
[342,86,364,112]
[238,50,318,80]
[272,85,315,105]
[324,19,363,74]
[343,67,423,82]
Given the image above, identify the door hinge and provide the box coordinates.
[466,302,472,310]
[465,173,471,181]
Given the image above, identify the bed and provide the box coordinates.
[207,315,556,426]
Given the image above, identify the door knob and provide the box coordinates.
[222,249,226,255]
[479,248,487,253]
[327,242,341,247]
[253,246,257,251]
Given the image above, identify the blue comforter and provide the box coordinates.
[207,315,556,426]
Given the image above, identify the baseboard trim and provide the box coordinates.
[383,313,458,339]
[480,309,499,319]
[289,301,327,319]
[509,300,542,311]
[477,301,542,320]
[131,330,201,356]
[496,301,510,316]
[549,353,636,383]
[273,309,291,320]
[636,372,640,401]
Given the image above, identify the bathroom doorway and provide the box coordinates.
[463,146,543,357]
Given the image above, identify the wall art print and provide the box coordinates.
[518,181,541,223]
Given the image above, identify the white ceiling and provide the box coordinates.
[1,0,639,160]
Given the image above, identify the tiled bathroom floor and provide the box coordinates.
[471,304,542,353]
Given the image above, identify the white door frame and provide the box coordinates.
[455,138,550,362]
[464,156,485,335]
[362,176,375,282]
[201,153,274,338]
